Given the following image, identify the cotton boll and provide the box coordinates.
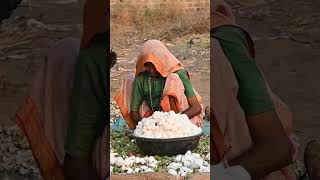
[177,165,193,176]
[185,150,192,156]
[145,168,154,172]
[134,157,141,164]
[167,162,182,170]
[206,153,210,160]
[180,171,188,176]
[170,150,209,171]
[175,155,182,162]
[183,160,191,168]
[181,154,191,165]
[203,161,209,166]
[192,153,201,158]
[123,158,134,167]
[133,111,202,138]
[169,110,176,116]
[182,154,192,160]
[121,166,126,171]
[180,166,192,173]
[199,166,210,172]
[134,168,140,173]
[148,156,157,164]
[168,169,178,176]
[190,158,203,169]
[140,165,148,170]
[125,167,133,174]
[140,158,147,165]
[115,157,124,167]
[189,161,198,169]
[149,162,157,168]
[110,154,116,165]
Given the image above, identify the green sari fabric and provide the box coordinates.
[212,26,275,115]
[130,70,196,112]
[65,37,107,158]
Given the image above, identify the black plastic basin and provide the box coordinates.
[128,132,203,156]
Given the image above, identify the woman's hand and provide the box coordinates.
[129,111,142,126]
[191,117,203,127]
[168,95,202,126]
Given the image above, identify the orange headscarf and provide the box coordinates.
[81,0,108,48]
[135,40,184,77]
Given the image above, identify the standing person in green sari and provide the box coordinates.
[63,32,107,179]
[63,1,109,179]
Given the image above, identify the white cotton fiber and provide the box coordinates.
[134,111,202,138]
[167,150,210,176]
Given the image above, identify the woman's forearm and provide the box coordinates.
[181,96,202,119]
[181,105,201,119]
[228,112,294,179]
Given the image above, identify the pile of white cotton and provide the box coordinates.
[110,149,158,173]
[134,111,202,138]
[167,150,210,176]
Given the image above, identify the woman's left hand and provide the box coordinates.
[191,117,203,127]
